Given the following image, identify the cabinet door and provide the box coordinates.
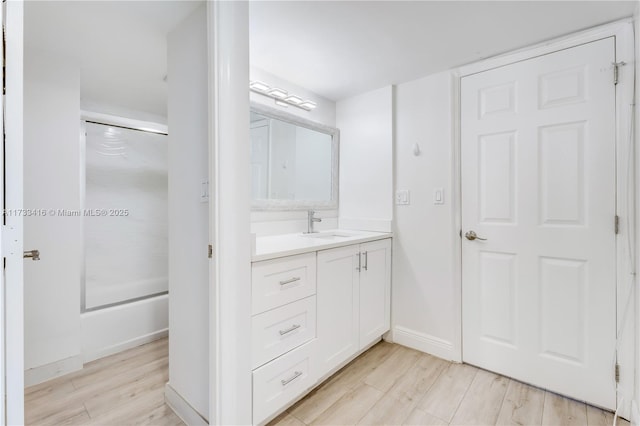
[316,245,360,374]
[359,239,391,349]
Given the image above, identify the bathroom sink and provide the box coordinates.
[301,230,360,239]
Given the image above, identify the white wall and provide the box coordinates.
[23,48,84,384]
[391,72,458,360]
[23,36,170,389]
[337,86,393,232]
[250,67,339,236]
[167,5,209,420]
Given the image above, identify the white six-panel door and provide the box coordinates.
[461,38,616,409]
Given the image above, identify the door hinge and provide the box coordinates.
[613,61,626,85]
[615,362,620,383]
[615,215,620,234]
[208,244,213,259]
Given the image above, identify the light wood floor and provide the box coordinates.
[25,338,628,426]
[25,337,184,426]
[272,341,629,426]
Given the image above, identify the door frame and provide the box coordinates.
[3,1,24,424]
[451,19,635,415]
[207,1,252,424]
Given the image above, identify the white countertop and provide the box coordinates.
[252,229,393,262]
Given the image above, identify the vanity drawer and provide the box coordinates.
[252,253,317,314]
[253,339,317,425]
[252,296,316,369]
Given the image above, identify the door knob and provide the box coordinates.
[464,231,487,241]
[23,250,40,261]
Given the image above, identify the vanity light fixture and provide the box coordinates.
[267,88,288,99]
[250,80,319,112]
[299,101,317,111]
[249,80,270,92]
[284,95,303,105]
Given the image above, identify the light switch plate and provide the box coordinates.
[434,188,444,205]
[395,190,410,205]
[201,180,209,203]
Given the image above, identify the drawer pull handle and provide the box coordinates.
[363,251,368,271]
[281,371,303,386]
[279,277,301,286]
[279,324,301,336]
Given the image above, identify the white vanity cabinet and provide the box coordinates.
[316,238,392,374]
[357,238,392,348]
[251,253,319,425]
[316,244,360,374]
[251,234,391,425]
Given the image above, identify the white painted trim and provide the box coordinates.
[392,326,456,362]
[338,218,392,233]
[612,21,636,423]
[209,1,252,424]
[165,383,208,426]
[634,7,640,426]
[207,3,217,423]
[5,1,25,424]
[452,19,636,417]
[458,18,634,77]
[83,329,168,364]
[450,69,463,364]
[80,110,168,134]
[0,1,5,421]
[24,355,83,388]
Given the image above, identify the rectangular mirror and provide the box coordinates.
[250,102,339,210]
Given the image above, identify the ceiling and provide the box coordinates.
[24,1,203,117]
[24,1,638,117]
[250,1,637,101]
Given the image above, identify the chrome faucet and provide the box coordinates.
[306,210,322,234]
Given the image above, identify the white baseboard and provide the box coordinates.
[25,354,83,387]
[85,329,168,363]
[165,383,208,425]
[338,217,392,233]
[392,326,456,361]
